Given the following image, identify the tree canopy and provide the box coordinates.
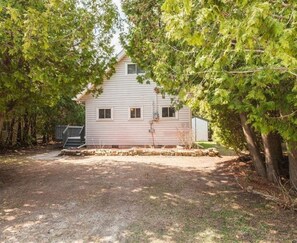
[122,0,297,188]
[0,0,118,147]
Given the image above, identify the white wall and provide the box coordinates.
[82,55,191,146]
[192,118,208,141]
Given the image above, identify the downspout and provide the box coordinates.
[149,119,155,148]
[155,91,159,116]
[149,92,160,147]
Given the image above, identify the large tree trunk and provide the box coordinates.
[239,113,267,178]
[286,141,297,190]
[262,132,283,183]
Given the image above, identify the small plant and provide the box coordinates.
[177,125,193,149]
[275,177,297,210]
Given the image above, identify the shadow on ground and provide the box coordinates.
[0,154,296,242]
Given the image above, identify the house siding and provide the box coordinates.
[84,56,191,146]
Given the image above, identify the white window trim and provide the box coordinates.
[160,106,179,120]
[125,62,145,75]
[96,107,114,121]
[128,106,143,120]
[126,63,136,75]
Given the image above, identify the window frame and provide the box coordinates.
[96,107,113,121]
[160,106,178,120]
[126,63,145,75]
[128,106,143,120]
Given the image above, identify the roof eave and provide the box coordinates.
[75,49,126,102]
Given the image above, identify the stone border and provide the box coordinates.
[59,148,220,157]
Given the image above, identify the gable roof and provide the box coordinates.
[75,49,126,102]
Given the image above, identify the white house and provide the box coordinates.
[76,51,194,147]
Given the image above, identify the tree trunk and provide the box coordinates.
[0,113,3,131]
[262,132,283,183]
[287,141,297,191]
[0,113,4,145]
[7,117,15,146]
[42,134,49,144]
[17,118,22,145]
[23,113,30,145]
[30,114,37,145]
[239,113,267,178]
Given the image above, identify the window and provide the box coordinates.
[162,107,176,118]
[127,64,136,74]
[130,107,142,119]
[127,63,145,74]
[98,108,112,120]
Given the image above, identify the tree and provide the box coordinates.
[161,0,296,185]
[122,0,246,150]
[122,0,297,187]
[0,0,118,147]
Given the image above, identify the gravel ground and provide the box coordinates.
[0,151,296,242]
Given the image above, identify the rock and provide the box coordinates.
[213,149,219,155]
[208,151,216,157]
[61,148,205,157]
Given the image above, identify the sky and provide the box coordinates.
[112,0,124,53]
[113,0,121,12]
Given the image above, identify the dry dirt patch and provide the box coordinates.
[0,151,296,242]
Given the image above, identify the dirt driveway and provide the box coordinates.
[0,151,296,242]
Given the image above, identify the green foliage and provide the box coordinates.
[0,0,118,146]
[161,0,297,142]
[37,95,85,139]
[210,107,247,152]
[122,0,247,149]
[0,0,117,108]
[122,0,297,149]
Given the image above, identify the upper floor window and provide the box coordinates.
[130,107,142,119]
[162,107,176,118]
[98,108,113,120]
[127,63,145,74]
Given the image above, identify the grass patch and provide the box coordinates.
[208,208,270,242]
[196,141,237,156]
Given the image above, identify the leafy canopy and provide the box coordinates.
[161,0,297,141]
[0,0,118,112]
